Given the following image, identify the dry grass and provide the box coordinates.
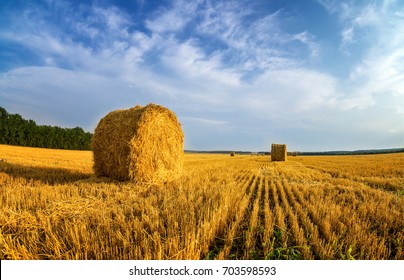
[0,144,403,260]
[292,154,404,193]
[92,104,184,183]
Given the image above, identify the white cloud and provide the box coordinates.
[1,0,403,150]
[160,39,241,87]
[348,3,404,101]
[293,31,319,58]
[145,0,201,33]
[238,68,339,116]
[94,6,130,34]
[341,26,354,46]
[317,0,350,19]
[182,117,229,127]
[317,0,404,110]
[353,4,380,27]
[0,1,346,121]
[316,0,338,13]
[194,2,318,71]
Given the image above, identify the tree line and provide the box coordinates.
[0,107,92,150]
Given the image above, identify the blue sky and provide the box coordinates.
[1,0,403,151]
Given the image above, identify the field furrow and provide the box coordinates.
[224,174,260,259]
[244,175,264,259]
[262,176,274,256]
[202,170,255,260]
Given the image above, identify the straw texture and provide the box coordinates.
[271,144,287,161]
[92,104,184,182]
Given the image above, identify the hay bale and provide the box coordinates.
[92,103,184,182]
[230,152,235,157]
[271,144,287,161]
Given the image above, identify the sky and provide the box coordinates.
[0,0,403,152]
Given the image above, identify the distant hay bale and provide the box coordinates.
[92,103,184,182]
[289,151,298,157]
[230,152,235,157]
[271,144,287,161]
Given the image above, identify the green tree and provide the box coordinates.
[0,106,93,150]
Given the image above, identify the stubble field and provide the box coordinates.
[0,144,403,260]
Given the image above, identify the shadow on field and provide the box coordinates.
[0,160,92,185]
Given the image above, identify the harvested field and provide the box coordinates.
[0,144,403,260]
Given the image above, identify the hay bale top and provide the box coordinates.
[92,103,184,182]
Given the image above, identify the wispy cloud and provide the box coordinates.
[347,2,404,102]
[182,116,229,127]
[340,26,354,48]
[317,0,404,110]
[195,4,318,70]
[145,0,201,33]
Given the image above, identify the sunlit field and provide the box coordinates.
[0,144,403,260]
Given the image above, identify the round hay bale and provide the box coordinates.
[92,103,184,182]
